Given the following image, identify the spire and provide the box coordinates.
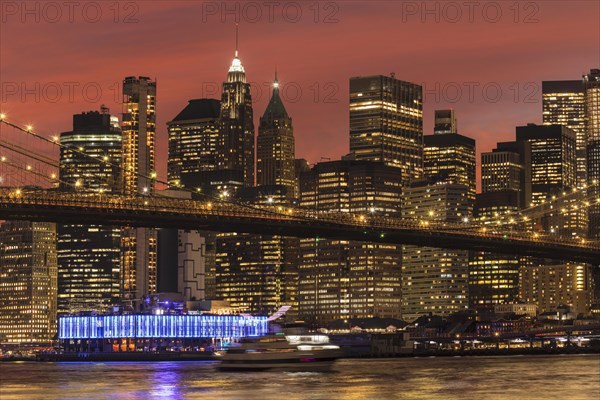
[235,23,239,58]
[228,24,244,75]
[262,69,289,120]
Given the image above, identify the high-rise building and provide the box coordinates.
[298,160,403,325]
[481,141,524,196]
[0,221,57,343]
[121,76,158,303]
[218,30,255,188]
[469,142,525,311]
[166,98,220,190]
[349,75,423,183]
[401,181,470,321]
[542,80,586,188]
[57,110,122,312]
[516,124,576,207]
[215,75,297,317]
[519,263,593,315]
[215,187,298,317]
[434,109,457,134]
[584,69,600,239]
[423,128,476,207]
[257,73,296,198]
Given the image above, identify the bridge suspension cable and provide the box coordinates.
[0,115,330,224]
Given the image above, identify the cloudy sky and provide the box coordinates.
[1,1,598,189]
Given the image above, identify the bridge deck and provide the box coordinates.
[0,189,598,264]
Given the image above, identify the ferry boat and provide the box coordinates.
[217,333,344,371]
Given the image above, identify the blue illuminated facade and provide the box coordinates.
[59,315,268,340]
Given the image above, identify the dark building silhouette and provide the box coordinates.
[257,73,296,198]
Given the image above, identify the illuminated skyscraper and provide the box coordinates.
[434,109,457,134]
[349,75,423,183]
[218,28,255,188]
[401,182,470,321]
[481,142,524,197]
[423,126,476,208]
[516,124,576,207]
[0,221,57,343]
[542,80,586,188]
[121,76,157,303]
[58,110,122,312]
[257,73,296,198]
[584,69,600,239]
[298,160,403,325]
[167,98,220,190]
[214,187,298,318]
[470,142,524,311]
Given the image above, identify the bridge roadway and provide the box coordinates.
[0,189,598,264]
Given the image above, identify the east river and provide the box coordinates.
[1,355,599,399]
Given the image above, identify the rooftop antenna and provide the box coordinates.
[235,23,239,57]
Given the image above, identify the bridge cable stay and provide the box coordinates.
[2,116,599,247]
[0,117,311,220]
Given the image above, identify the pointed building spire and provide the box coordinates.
[274,67,279,89]
[235,23,239,57]
[228,24,245,75]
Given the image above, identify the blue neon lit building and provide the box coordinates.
[59,315,268,340]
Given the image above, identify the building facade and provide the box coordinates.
[519,263,593,315]
[58,110,122,312]
[0,221,57,343]
[121,76,158,303]
[542,80,587,188]
[584,69,600,239]
[401,182,470,321]
[218,39,255,188]
[423,130,476,208]
[166,98,220,191]
[433,109,457,135]
[298,160,403,325]
[349,75,423,183]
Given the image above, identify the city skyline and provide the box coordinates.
[1,2,599,190]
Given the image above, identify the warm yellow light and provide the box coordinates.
[0,113,5,120]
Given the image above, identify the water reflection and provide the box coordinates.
[0,356,598,400]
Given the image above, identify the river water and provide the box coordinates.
[1,355,599,399]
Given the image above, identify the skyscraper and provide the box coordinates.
[167,98,220,190]
[516,124,577,207]
[218,28,255,188]
[584,69,600,239]
[58,109,122,312]
[349,75,423,183]
[298,160,403,325]
[423,127,476,208]
[401,182,470,321]
[257,72,296,198]
[470,141,524,311]
[121,76,157,303]
[0,221,57,343]
[215,77,298,318]
[434,109,457,134]
[481,142,524,196]
[542,80,586,188]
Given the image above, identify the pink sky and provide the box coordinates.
[1,1,598,190]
